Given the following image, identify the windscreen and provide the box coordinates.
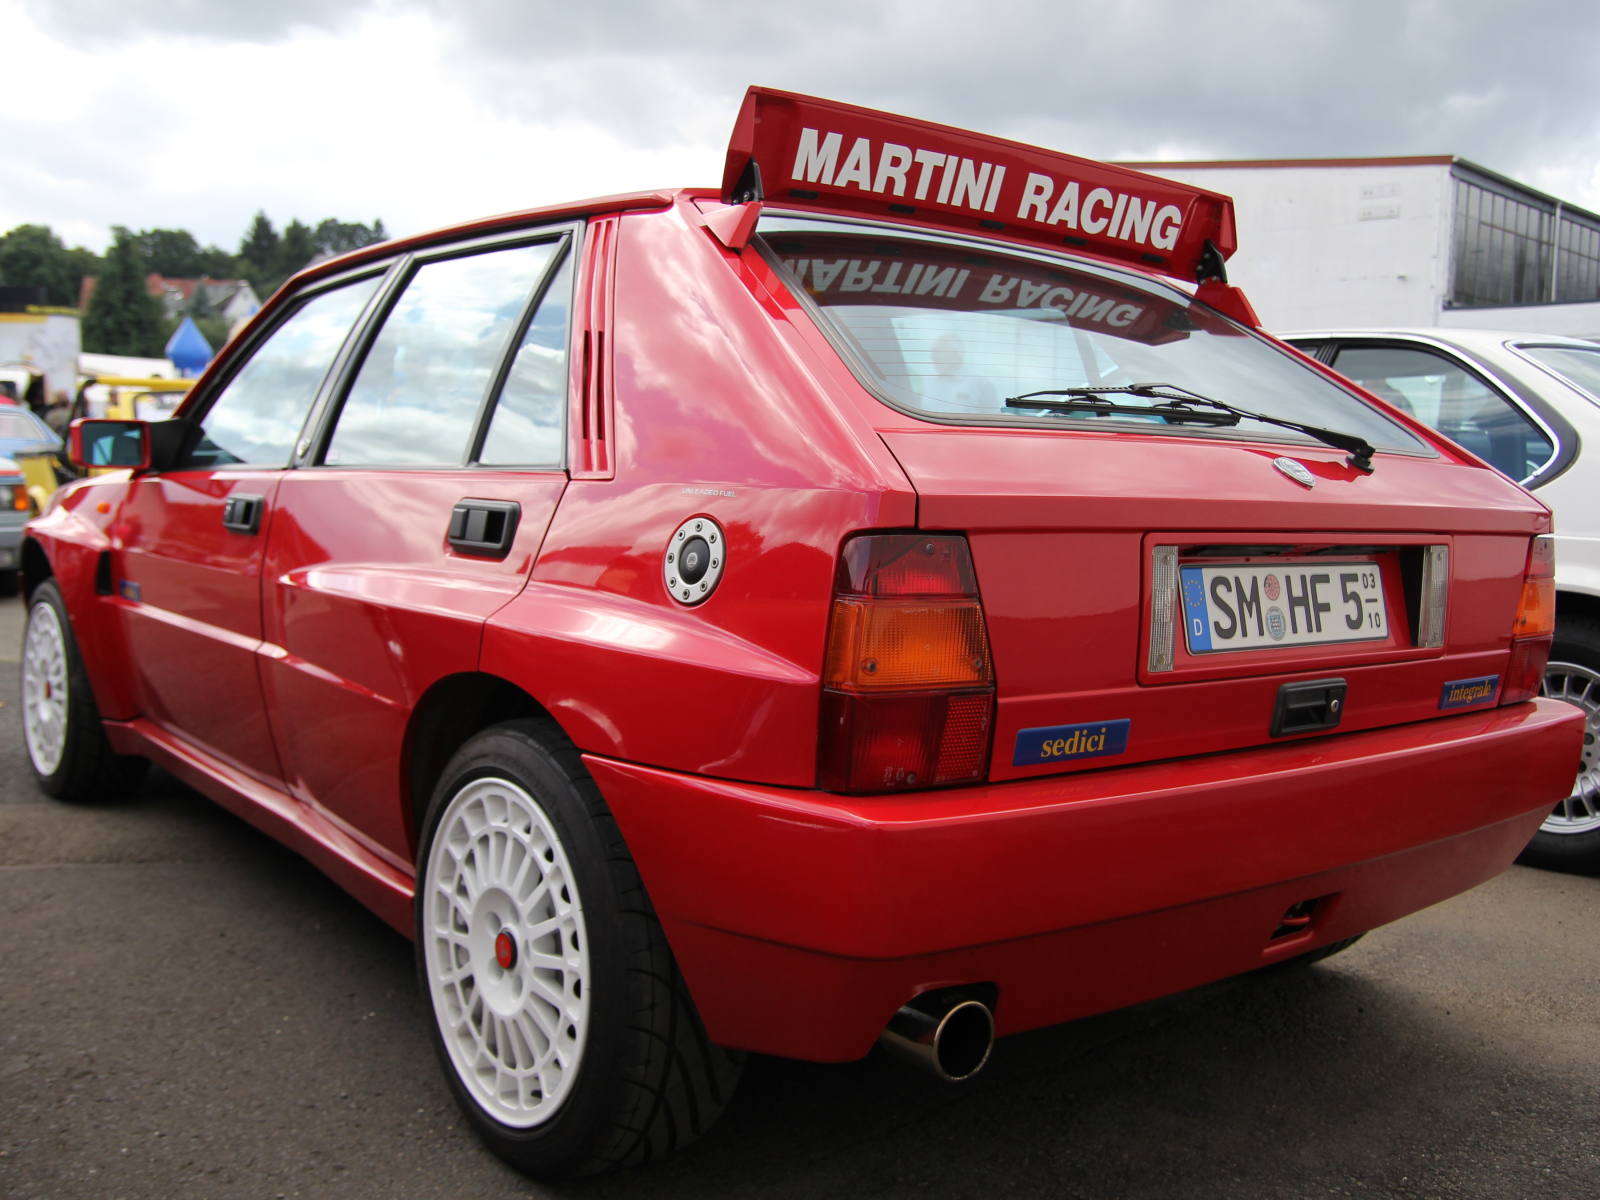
[759,216,1425,453]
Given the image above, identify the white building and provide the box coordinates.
[1130,156,1600,338]
[0,308,81,402]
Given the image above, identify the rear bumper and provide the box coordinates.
[589,698,1582,1061]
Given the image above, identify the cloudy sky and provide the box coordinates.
[6,0,1600,253]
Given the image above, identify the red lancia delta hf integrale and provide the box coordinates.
[20,89,1582,1177]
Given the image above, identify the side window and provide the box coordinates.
[187,274,382,468]
[1331,344,1555,481]
[324,241,560,466]
[478,251,573,466]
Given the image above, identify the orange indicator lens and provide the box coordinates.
[823,600,992,691]
[1513,536,1556,639]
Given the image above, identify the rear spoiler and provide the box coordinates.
[721,86,1237,288]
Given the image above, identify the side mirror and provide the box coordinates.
[68,419,150,471]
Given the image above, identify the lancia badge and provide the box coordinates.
[1272,457,1315,488]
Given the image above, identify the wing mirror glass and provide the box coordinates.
[68,419,151,471]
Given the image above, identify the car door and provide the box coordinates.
[116,269,385,783]
[259,227,577,862]
[1321,340,1560,485]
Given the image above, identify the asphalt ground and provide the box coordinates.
[0,592,1597,1199]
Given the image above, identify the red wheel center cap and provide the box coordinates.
[494,929,517,970]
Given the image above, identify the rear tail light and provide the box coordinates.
[0,484,24,511]
[1501,536,1554,706]
[818,534,994,793]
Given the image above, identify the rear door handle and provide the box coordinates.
[221,494,265,535]
[448,499,520,557]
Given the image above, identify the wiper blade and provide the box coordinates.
[1005,388,1239,427]
[1007,383,1377,472]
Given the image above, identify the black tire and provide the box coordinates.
[22,579,148,800]
[414,719,744,1178]
[1519,615,1600,872]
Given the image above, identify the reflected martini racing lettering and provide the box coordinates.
[1014,719,1131,766]
[783,257,1145,327]
[1438,675,1500,709]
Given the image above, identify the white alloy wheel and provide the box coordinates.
[422,775,591,1128]
[22,598,69,777]
[1541,660,1600,835]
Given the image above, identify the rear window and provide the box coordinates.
[1519,344,1600,401]
[758,216,1425,454]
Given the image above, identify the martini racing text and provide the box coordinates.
[791,126,1184,251]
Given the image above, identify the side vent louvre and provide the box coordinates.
[94,550,113,596]
[570,215,618,480]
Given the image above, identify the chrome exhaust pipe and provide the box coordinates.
[878,992,995,1081]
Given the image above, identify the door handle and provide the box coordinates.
[448,499,520,557]
[221,494,265,535]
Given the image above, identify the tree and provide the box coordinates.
[279,218,316,282]
[83,227,166,356]
[236,210,281,295]
[0,224,101,307]
[134,228,204,278]
[313,218,387,258]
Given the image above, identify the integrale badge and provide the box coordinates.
[1438,675,1499,709]
[1013,719,1131,766]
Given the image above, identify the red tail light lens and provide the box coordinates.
[1501,636,1552,706]
[818,535,994,793]
[1502,536,1555,705]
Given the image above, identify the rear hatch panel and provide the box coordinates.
[878,429,1547,784]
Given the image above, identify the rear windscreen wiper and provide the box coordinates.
[1006,383,1377,472]
[1005,389,1239,427]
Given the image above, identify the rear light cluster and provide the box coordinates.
[0,484,27,512]
[1502,536,1555,706]
[818,534,995,793]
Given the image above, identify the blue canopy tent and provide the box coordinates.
[165,317,213,378]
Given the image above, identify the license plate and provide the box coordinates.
[1179,562,1387,654]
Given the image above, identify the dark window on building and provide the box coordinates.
[1451,168,1600,308]
[1555,213,1600,304]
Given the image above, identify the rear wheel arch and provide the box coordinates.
[20,536,52,604]
[1556,588,1600,626]
[403,672,561,858]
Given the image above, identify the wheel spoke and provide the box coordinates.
[421,773,590,1128]
[1541,658,1600,835]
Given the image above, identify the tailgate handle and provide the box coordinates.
[221,494,265,535]
[448,499,520,557]
[1270,678,1347,737]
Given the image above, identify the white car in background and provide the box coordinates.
[1284,329,1600,872]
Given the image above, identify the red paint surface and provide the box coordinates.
[260,469,567,861]
[18,130,1579,1071]
[117,469,286,785]
[593,698,1579,1058]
